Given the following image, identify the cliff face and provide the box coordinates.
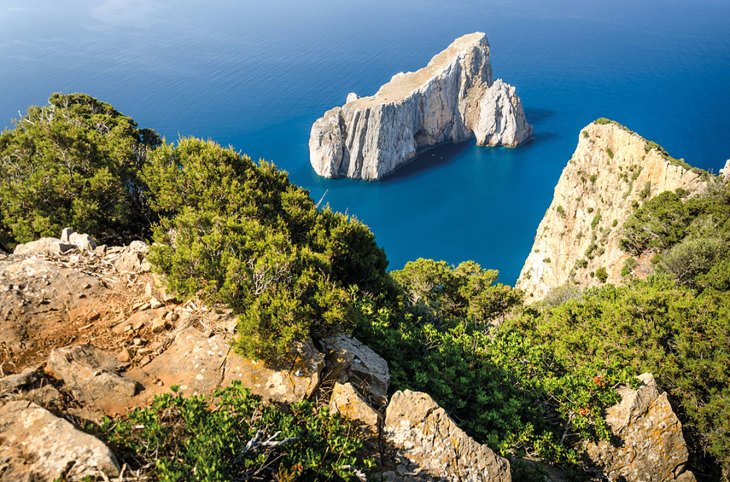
[309,32,532,180]
[516,120,709,302]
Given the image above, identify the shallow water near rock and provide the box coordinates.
[1,0,728,283]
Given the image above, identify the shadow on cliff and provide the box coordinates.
[378,108,555,183]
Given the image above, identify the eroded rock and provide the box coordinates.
[132,327,323,404]
[13,237,77,257]
[47,344,139,414]
[0,400,120,481]
[112,240,151,273]
[0,366,41,394]
[133,326,228,397]
[222,338,324,403]
[383,390,511,481]
[309,32,531,180]
[585,373,696,481]
[329,382,381,440]
[517,121,712,302]
[321,334,390,405]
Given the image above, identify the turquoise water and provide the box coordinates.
[1,0,729,283]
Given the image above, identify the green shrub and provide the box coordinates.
[96,382,374,481]
[591,212,602,230]
[143,138,389,363]
[0,93,161,245]
[392,259,522,325]
[595,266,608,283]
[659,237,725,287]
[639,181,652,200]
[504,277,729,476]
[620,257,638,277]
[594,117,619,126]
[355,286,621,469]
[620,191,690,255]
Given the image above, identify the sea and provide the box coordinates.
[1,0,728,284]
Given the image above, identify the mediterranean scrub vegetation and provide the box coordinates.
[141,137,390,362]
[0,93,160,247]
[95,382,373,481]
[1,94,728,479]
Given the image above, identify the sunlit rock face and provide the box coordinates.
[309,32,531,180]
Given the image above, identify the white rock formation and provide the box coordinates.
[321,334,390,405]
[720,159,730,180]
[585,373,696,482]
[516,120,711,302]
[383,390,511,481]
[0,400,121,480]
[309,32,532,180]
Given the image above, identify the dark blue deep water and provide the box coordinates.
[1,0,729,283]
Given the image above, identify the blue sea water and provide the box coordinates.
[1,0,729,284]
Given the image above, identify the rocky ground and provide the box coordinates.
[0,230,696,481]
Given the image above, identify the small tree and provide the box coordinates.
[0,93,161,245]
[143,137,388,363]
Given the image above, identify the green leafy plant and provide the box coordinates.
[0,93,161,245]
[96,382,374,481]
[142,138,390,362]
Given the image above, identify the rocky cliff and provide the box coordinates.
[309,32,532,180]
[516,120,710,302]
[0,230,512,481]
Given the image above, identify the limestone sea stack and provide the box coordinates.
[309,32,532,180]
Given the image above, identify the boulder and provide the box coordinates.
[222,338,324,403]
[0,366,41,394]
[133,327,228,396]
[585,373,696,481]
[329,382,381,440]
[321,334,390,405]
[60,227,74,242]
[383,390,511,481]
[113,240,151,273]
[47,344,139,414]
[134,327,323,403]
[0,400,120,481]
[13,237,77,256]
[68,232,97,251]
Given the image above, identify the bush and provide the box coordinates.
[392,259,522,325]
[96,382,374,481]
[354,284,620,469]
[595,266,608,283]
[620,191,690,255]
[504,277,729,476]
[143,138,389,363]
[620,257,637,277]
[358,257,729,475]
[0,93,160,245]
[659,237,725,287]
